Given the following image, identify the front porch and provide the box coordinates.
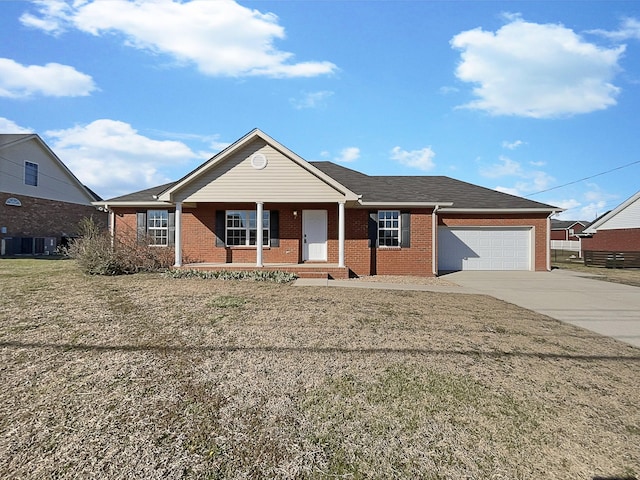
[178,262,351,279]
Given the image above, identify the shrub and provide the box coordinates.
[65,217,174,275]
[165,269,298,283]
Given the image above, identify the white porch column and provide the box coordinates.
[174,202,182,267]
[256,202,264,267]
[107,205,115,249]
[338,201,345,268]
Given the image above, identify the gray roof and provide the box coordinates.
[551,219,590,229]
[104,161,558,210]
[106,182,177,203]
[310,162,557,209]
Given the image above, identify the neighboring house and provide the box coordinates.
[93,129,561,278]
[580,191,640,267]
[551,220,590,241]
[0,134,104,256]
[550,219,590,254]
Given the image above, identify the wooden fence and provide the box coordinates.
[583,251,640,269]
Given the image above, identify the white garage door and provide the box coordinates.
[438,227,531,271]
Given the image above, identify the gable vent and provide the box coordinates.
[251,153,267,170]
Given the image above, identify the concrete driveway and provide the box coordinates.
[445,269,640,349]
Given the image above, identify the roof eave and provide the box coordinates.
[438,207,563,213]
[358,201,454,208]
[92,201,174,208]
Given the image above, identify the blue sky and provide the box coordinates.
[2,0,640,220]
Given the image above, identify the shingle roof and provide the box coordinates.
[105,182,177,203]
[551,219,590,229]
[310,162,556,209]
[102,161,557,211]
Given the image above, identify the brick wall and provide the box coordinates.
[439,213,550,271]
[112,205,550,275]
[582,228,640,251]
[0,192,106,246]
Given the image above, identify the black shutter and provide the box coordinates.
[269,210,279,247]
[136,212,146,242]
[168,211,175,246]
[368,211,378,248]
[215,210,226,247]
[400,211,411,248]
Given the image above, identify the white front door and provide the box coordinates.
[303,210,327,261]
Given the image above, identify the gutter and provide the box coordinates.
[437,207,563,214]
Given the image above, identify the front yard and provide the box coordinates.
[0,259,638,479]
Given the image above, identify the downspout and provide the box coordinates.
[546,211,558,271]
[432,205,440,276]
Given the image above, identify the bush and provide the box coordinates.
[165,269,298,283]
[65,217,174,275]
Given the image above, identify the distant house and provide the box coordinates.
[0,134,105,256]
[580,191,640,267]
[550,219,590,254]
[551,220,590,241]
[93,129,561,278]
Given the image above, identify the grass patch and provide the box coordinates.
[0,258,638,479]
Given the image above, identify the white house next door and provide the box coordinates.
[303,210,327,261]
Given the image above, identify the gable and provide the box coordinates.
[593,193,640,231]
[0,135,96,205]
[169,138,349,203]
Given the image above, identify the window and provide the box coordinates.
[147,210,169,246]
[226,210,270,246]
[378,210,400,247]
[25,161,38,186]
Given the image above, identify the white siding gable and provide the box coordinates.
[0,135,95,205]
[173,138,346,203]
[597,194,640,230]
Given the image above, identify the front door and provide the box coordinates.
[303,210,327,261]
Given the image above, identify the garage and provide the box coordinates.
[438,227,532,271]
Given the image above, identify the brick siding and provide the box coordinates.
[0,192,106,244]
[112,205,550,275]
[581,228,640,251]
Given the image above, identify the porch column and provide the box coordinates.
[174,202,182,267]
[107,205,115,249]
[338,201,345,268]
[256,201,264,267]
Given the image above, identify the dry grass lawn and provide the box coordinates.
[552,257,640,288]
[1,258,639,479]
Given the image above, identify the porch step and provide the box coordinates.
[296,271,330,279]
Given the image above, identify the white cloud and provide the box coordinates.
[0,117,33,133]
[390,146,436,171]
[44,119,201,199]
[480,155,522,178]
[482,156,554,196]
[451,17,624,117]
[335,147,360,163]
[290,90,334,109]
[502,140,525,150]
[21,0,337,78]
[0,58,96,98]
[589,17,640,41]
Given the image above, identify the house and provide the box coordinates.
[550,219,590,254]
[580,191,640,267]
[551,220,590,241]
[0,134,105,256]
[93,129,561,278]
